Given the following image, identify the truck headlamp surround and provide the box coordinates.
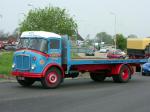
[12,63,16,68]
[31,64,36,70]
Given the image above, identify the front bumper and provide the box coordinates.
[11,71,43,78]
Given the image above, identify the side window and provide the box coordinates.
[50,39,60,49]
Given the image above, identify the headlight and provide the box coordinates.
[31,64,36,70]
[12,63,16,68]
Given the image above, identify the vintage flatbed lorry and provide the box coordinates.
[11,31,148,88]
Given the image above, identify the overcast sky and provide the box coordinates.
[0,0,150,38]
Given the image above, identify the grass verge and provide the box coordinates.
[0,51,14,76]
[71,52,80,58]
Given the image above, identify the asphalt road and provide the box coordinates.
[0,74,150,112]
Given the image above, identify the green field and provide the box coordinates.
[0,52,14,76]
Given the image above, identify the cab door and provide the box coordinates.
[49,38,62,65]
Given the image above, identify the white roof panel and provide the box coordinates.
[21,31,61,38]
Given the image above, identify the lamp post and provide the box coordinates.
[18,13,25,38]
[18,13,25,24]
[76,29,78,46]
[27,3,35,30]
[0,14,2,22]
[0,14,3,31]
[0,14,2,19]
[110,12,117,50]
[27,3,34,9]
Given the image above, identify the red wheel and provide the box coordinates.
[113,65,131,83]
[121,68,129,81]
[41,67,63,88]
[46,72,58,84]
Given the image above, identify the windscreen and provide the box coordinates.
[18,38,48,53]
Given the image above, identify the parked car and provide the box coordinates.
[142,63,150,76]
[99,48,109,53]
[117,49,126,55]
[0,42,4,49]
[4,45,17,51]
[85,49,95,56]
[107,49,126,59]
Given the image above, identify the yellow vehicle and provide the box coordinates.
[127,38,150,58]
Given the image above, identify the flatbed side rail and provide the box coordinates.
[70,59,148,65]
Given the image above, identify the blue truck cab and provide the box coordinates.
[12,31,64,88]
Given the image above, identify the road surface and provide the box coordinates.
[0,74,150,112]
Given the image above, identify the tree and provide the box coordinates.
[116,34,127,50]
[96,32,113,44]
[19,6,77,36]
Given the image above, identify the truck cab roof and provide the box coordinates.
[21,31,61,38]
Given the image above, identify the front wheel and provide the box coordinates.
[41,67,63,89]
[112,65,131,83]
[16,77,35,87]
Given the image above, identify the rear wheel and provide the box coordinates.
[112,65,131,83]
[90,73,106,82]
[142,72,146,76]
[16,77,35,87]
[41,67,63,89]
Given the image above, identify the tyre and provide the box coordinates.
[41,67,63,89]
[90,73,106,82]
[112,75,120,82]
[142,72,146,76]
[16,77,35,87]
[112,65,131,83]
[142,72,150,76]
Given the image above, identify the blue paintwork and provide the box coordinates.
[12,37,62,74]
[142,63,150,74]
[48,37,62,65]
[70,59,148,65]
[13,50,48,73]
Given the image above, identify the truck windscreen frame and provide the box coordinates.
[18,38,48,53]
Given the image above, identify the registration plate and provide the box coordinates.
[18,77,25,80]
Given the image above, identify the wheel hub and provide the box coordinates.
[122,69,129,80]
[47,73,58,84]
